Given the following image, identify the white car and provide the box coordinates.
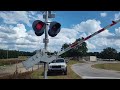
[48,58,67,75]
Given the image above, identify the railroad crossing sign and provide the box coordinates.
[22,49,57,70]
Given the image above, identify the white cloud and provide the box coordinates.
[0,11,32,26]
[86,41,96,50]
[115,27,120,35]
[114,40,120,48]
[28,11,37,15]
[0,44,8,49]
[73,19,101,34]
[0,11,45,28]
[0,24,41,51]
[98,29,114,37]
[100,12,107,17]
[13,24,27,38]
[114,12,120,21]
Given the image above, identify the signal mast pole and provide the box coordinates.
[43,11,55,79]
[43,11,49,79]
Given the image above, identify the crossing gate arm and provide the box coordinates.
[57,19,120,56]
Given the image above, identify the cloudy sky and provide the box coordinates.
[0,11,120,52]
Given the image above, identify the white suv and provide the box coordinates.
[48,58,67,75]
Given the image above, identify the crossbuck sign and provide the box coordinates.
[22,49,57,70]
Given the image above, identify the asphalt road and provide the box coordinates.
[71,61,120,79]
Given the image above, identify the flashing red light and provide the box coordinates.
[36,23,44,30]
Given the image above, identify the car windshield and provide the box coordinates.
[51,59,64,63]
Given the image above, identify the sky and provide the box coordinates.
[0,11,120,53]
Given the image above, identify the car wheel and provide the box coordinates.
[64,68,67,75]
[64,71,67,75]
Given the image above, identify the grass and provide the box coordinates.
[0,56,27,66]
[0,60,84,79]
[0,71,33,79]
[31,68,44,79]
[31,60,83,79]
[0,60,24,66]
[92,63,120,71]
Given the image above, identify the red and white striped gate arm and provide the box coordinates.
[57,19,120,56]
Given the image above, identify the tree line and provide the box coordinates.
[87,47,120,61]
[60,38,120,61]
[0,49,35,59]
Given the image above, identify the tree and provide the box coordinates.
[61,43,69,51]
[74,38,88,58]
[87,52,100,58]
[115,52,120,61]
[60,38,88,58]
[100,47,117,60]
[0,49,34,59]
[61,43,70,57]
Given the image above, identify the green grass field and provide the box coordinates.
[92,63,120,71]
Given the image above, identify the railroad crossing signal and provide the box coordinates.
[48,21,61,37]
[32,20,45,36]
[32,20,61,37]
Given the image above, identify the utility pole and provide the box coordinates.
[43,11,55,79]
